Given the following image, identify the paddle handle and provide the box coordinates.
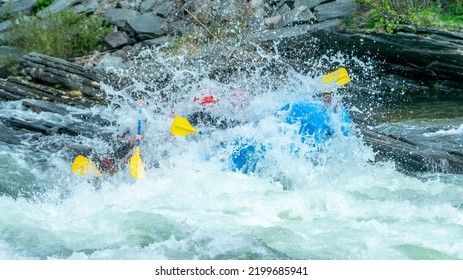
[136,107,142,146]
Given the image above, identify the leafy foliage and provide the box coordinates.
[36,0,53,11]
[353,0,463,32]
[2,9,112,59]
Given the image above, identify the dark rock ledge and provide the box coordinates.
[1,52,106,106]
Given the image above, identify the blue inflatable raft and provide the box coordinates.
[230,101,351,173]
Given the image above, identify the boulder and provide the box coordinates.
[139,0,164,13]
[154,1,177,18]
[104,31,130,49]
[278,5,316,28]
[104,8,140,29]
[127,13,169,40]
[313,0,357,21]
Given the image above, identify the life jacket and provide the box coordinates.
[100,156,114,171]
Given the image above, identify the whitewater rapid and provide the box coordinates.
[1,49,462,260]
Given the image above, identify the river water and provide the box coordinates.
[0,49,462,260]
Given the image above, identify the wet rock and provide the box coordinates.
[104,8,140,29]
[0,77,94,106]
[315,27,463,98]
[313,0,357,21]
[1,116,53,135]
[38,0,80,14]
[153,1,177,18]
[0,122,23,144]
[72,0,101,14]
[248,19,342,43]
[94,53,126,70]
[18,52,106,101]
[104,31,130,50]
[127,13,169,40]
[294,0,330,10]
[278,5,316,28]
[139,0,164,13]
[360,128,463,175]
[22,100,70,115]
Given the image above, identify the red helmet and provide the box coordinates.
[194,95,216,106]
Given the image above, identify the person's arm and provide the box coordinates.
[111,135,142,160]
[111,141,132,161]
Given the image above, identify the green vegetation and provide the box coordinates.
[2,9,111,59]
[36,0,53,11]
[0,53,19,77]
[352,0,463,32]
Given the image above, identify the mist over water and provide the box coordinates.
[1,47,462,260]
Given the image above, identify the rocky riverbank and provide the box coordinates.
[0,0,462,174]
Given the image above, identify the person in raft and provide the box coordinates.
[186,90,248,130]
[321,91,352,136]
[230,92,352,174]
[278,91,352,144]
[90,132,143,175]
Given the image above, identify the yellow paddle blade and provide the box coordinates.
[322,67,350,87]
[71,155,103,176]
[130,146,145,179]
[171,116,200,136]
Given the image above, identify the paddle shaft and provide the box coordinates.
[136,107,142,145]
[129,106,145,179]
